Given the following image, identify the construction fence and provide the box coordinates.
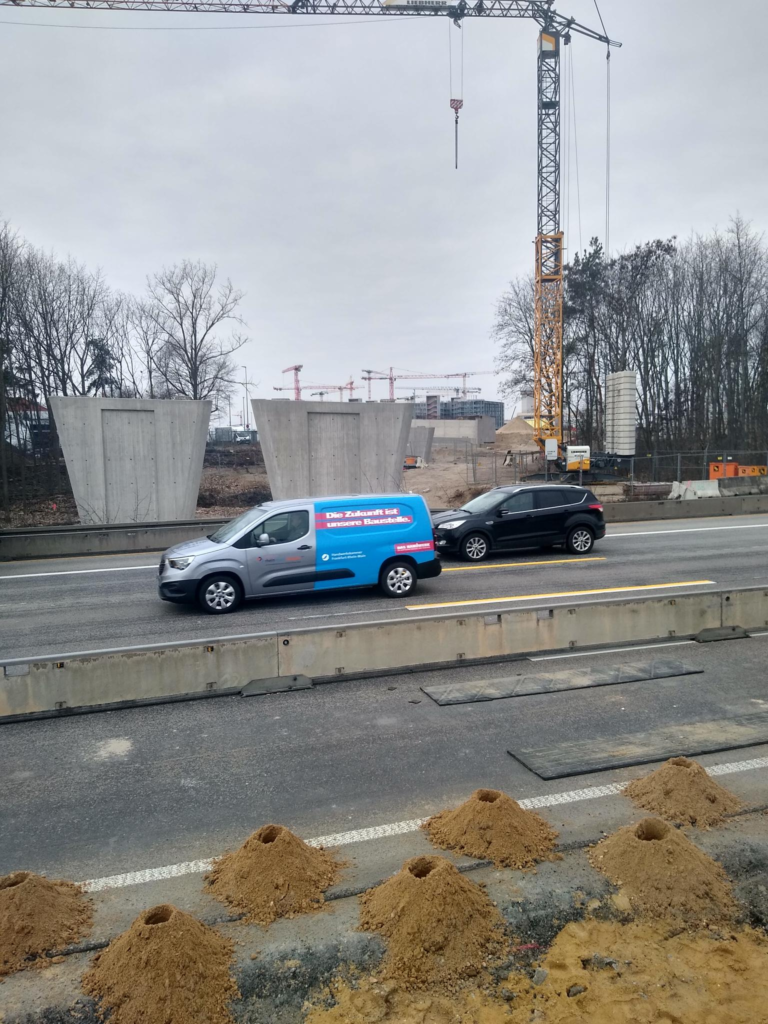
[468,447,768,490]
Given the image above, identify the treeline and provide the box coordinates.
[494,218,768,452]
[0,218,248,511]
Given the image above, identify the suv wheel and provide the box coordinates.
[567,526,594,555]
[460,533,489,562]
[199,575,243,614]
[380,561,417,598]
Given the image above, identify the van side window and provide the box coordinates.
[499,491,535,513]
[250,510,309,546]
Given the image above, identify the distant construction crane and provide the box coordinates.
[275,377,361,401]
[13,0,621,446]
[362,368,494,401]
[395,386,482,399]
[280,364,304,402]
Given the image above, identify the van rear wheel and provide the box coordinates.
[198,575,243,614]
[380,561,417,599]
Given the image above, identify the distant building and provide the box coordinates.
[409,398,505,429]
[4,399,50,450]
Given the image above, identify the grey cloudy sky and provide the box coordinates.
[1,0,764,422]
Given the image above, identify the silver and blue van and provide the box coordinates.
[158,493,441,613]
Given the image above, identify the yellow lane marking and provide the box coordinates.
[406,580,717,611]
[442,557,606,573]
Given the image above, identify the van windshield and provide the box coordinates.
[208,506,267,544]
[461,491,507,514]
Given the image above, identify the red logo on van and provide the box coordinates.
[395,541,434,554]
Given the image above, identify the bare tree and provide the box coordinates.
[144,260,246,402]
[0,221,24,519]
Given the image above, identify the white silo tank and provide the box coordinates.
[605,371,637,455]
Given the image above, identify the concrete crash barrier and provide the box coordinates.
[603,493,768,522]
[2,587,764,723]
[0,519,229,562]
[5,493,768,561]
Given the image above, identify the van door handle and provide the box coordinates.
[298,544,312,550]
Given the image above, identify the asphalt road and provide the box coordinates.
[3,635,768,883]
[1,513,768,659]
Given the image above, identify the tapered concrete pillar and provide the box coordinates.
[50,397,211,524]
[252,399,412,500]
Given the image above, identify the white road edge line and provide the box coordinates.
[0,565,156,580]
[607,523,768,539]
[81,754,768,893]
[530,640,696,661]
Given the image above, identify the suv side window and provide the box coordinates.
[246,510,309,547]
[499,491,535,514]
[534,489,566,510]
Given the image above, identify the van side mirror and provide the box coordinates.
[256,533,270,546]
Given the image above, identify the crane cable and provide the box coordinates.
[448,19,464,169]
[592,0,612,255]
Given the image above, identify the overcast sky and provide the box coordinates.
[0,0,765,423]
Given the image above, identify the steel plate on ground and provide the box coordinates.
[508,711,768,779]
[421,659,703,706]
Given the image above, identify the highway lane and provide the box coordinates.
[3,636,768,882]
[1,513,768,659]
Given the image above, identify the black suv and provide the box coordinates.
[431,485,605,561]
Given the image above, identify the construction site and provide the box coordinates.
[3,0,768,1022]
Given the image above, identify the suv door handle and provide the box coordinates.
[298,544,312,550]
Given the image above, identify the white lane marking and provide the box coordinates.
[530,640,696,661]
[80,754,768,893]
[0,565,155,580]
[607,523,768,539]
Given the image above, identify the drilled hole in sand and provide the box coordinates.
[635,818,669,842]
[669,757,694,768]
[258,825,282,845]
[476,790,501,803]
[144,905,174,925]
[0,871,30,890]
[409,858,438,879]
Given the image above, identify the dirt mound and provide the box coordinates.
[0,870,92,977]
[502,917,768,1024]
[624,756,743,827]
[206,824,342,926]
[495,416,539,452]
[358,855,507,988]
[424,788,558,869]
[589,817,736,923]
[82,904,238,1024]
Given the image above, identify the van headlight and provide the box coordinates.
[437,520,465,531]
[168,556,195,570]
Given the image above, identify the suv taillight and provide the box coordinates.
[589,503,603,512]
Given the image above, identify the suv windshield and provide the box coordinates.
[461,490,508,514]
[208,506,267,544]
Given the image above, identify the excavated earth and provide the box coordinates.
[5,807,768,1024]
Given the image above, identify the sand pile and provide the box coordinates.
[358,855,507,988]
[82,904,238,1024]
[624,756,742,827]
[501,917,768,1024]
[589,817,736,923]
[206,824,342,926]
[0,870,92,977]
[424,788,558,869]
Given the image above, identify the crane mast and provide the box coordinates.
[2,0,619,442]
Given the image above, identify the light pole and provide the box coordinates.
[242,365,250,430]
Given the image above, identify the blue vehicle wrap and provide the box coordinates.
[312,494,435,590]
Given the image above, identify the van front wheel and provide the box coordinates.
[198,575,243,614]
[380,561,417,599]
